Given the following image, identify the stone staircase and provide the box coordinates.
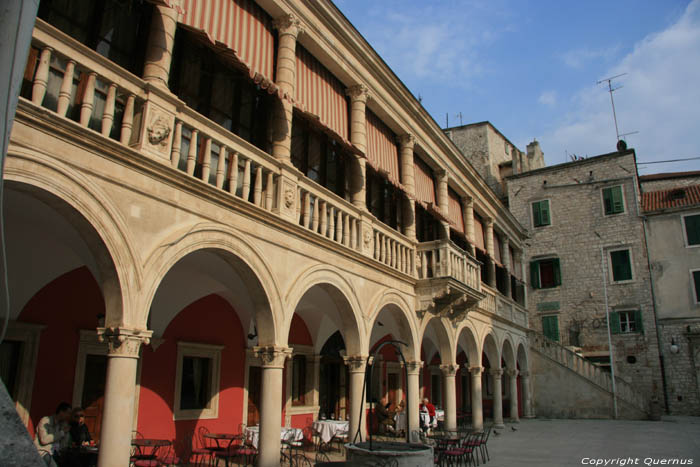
[530,332,649,418]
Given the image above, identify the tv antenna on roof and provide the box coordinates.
[596,73,627,142]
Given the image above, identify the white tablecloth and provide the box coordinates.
[395,412,407,431]
[312,420,349,444]
[436,409,445,421]
[245,426,303,449]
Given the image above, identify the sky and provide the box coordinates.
[333,0,700,175]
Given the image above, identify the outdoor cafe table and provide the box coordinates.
[131,439,170,462]
[203,433,242,467]
[312,419,349,444]
[244,425,303,449]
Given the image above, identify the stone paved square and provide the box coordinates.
[485,418,700,467]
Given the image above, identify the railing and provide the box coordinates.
[373,222,415,275]
[24,20,148,146]
[416,239,481,291]
[478,284,529,327]
[530,332,647,413]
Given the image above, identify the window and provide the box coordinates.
[291,115,349,198]
[609,249,633,282]
[542,315,560,342]
[683,214,700,247]
[169,28,271,152]
[366,167,403,231]
[37,0,152,75]
[602,185,625,215]
[692,270,700,304]
[530,258,561,289]
[291,355,307,406]
[610,310,643,334]
[0,340,23,400]
[532,200,551,227]
[174,342,222,420]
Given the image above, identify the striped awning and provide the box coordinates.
[179,0,276,90]
[366,111,400,184]
[414,157,436,205]
[473,215,485,251]
[295,45,349,143]
[447,190,464,233]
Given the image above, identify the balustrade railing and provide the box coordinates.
[373,222,415,275]
[416,240,481,290]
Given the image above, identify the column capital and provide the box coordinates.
[489,368,504,377]
[97,327,152,358]
[506,369,519,378]
[485,217,494,228]
[273,14,303,37]
[346,84,369,103]
[436,168,448,180]
[461,194,473,205]
[519,370,530,378]
[469,366,483,376]
[404,360,423,375]
[396,133,415,149]
[343,355,369,373]
[440,363,459,376]
[253,346,292,368]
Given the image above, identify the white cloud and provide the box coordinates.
[542,0,700,173]
[538,91,557,107]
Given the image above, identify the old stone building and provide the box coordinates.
[506,150,663,413]
[641,172,700,415]
[445,122,545,201]
[3,1,537,466]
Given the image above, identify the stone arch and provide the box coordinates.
[283,264,365,356]
[455,321,480,366]
[482,331,501,369]
[367,290,419,362]
[501,336,517,370]
[4,149,138,326]
[419,317,456,365]
[142,224,282,346]
[517,341,529,371]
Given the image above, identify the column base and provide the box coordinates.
[523,415,536,419]
[494,423,505,429]
[508,418,520,424]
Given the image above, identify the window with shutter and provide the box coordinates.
[609,312,621,334]
[532,200,551,227]
[530,261,540,289]
[542,315,559,342]
[692,270,700,303]
[610,249,633,282]
[683,214,700,246]
[532,258,560,289]
[602,186,625,215]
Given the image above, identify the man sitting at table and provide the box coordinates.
[34,402,72,466]
[67,407,96,467]
[375,397,395,434]
[419,398,437,433]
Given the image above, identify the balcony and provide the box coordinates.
[415,239,485,322]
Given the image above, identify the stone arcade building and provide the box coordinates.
[4,1,534,466]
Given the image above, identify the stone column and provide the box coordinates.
[347,85,369,210]
[440,364,458,431]
[507,369,519,422]
[462,196,476,255]
[344,355,368,442]
[520,371,534,418]
[490,368,505,428]
[469,366,484,431]
[485,218,496,287]
[142,3,179,87]
[311,354,322,408]
[96,328,152,467]
[254,346,292,467]
[405,361,422,441]
[397,133,416,240]
[436,170,449,239]
[502,236,512,297]
[271,15,302,162]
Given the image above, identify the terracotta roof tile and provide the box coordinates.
[642,184,700,212]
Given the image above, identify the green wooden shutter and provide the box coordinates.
[532,202,541,227]
[603,188,613,215]
[540,201,551,225]
[552,258,561,286]
[634,310,644,333]
[609,311,621,334]
[611,250,632,281]
[694,271,700,303]
[611,186,624,213]
[530,261,540,289]
[542,315,559,342]
[685,215,700,246]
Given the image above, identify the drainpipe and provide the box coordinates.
[595,233,618,419]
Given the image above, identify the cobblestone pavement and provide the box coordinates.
[484,417,700,467]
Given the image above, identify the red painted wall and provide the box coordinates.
[137,294,246,447]
[286,315,314,427]
[18,267,105,436]
[288,314,312,346]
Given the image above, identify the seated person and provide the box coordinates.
[67,407,97,467]
[419,398,437,432]
[375,396,395,433]
[34,402,72,467]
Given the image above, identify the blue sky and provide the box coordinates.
[333,0,700,174]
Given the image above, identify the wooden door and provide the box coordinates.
[81,354,107,441]
[248,366,262,426]
[387,373,398,408]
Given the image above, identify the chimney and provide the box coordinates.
[526,139,545,170]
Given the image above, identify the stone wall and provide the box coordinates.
[506,151,663,404]
[657,322,700,414]
[640,175,700,192]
